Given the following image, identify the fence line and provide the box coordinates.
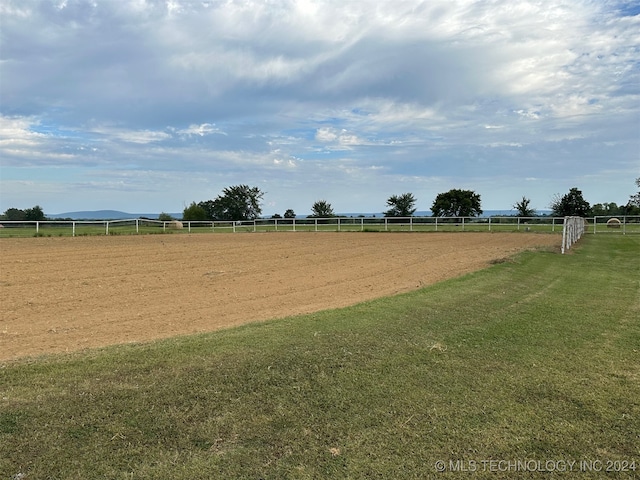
[561,216,586,254]
[184,215,569,233]
[1,215,638,238]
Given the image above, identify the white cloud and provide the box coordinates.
[273,158,297,168]
[0,116,45,147]
[315,127,338,143]
[0,0,638,214]
[88,127,172,144]
[314,127,367,147]
[175,123,226,136]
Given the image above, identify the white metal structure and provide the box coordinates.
[1,216,638,238]
[561,216,586,254]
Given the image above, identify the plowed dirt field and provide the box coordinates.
[0,232,559,361]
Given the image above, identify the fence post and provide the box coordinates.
[561,218,568,254]
[72,221,76,237]
[462,217,465,231]
[106,221,109,235]
[561,216,586,254]
[410,217,413,231]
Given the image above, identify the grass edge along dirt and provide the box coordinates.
[1,235,639,479]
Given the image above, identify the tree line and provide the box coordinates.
[3,178,639,222]
[0,205,46,221]
[180,179,640,221]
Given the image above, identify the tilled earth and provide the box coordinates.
[0,232,559,361]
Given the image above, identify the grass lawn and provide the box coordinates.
[1,235,638,479]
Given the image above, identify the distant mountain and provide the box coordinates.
[48,210,132,220]
[48,210,182,220]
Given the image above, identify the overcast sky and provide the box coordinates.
[1,0,639,216]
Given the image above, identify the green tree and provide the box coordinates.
[309,200,334,218]
[158,212,173,221]
[592,203,621,216]
[200,185,264,221]
[384,193,417,217]
[627,177,640,208]
[197,200,216,220]
[284,209,296,219]
[1,208,26,221]
[2,206,46,221]
[620,177,640,215]
[23,205,46,221]
[182,202,208,221]
[550,187,591,217]
[431,189,482,217]
[513,196,536,217]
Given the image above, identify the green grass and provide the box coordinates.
[1,235,639,479]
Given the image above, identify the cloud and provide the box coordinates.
[0,0,638,214]
[175,123,226,137]
[89,127,172,144]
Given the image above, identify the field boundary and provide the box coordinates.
[1,215,639,237]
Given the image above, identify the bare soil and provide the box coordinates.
[0,232,559,361]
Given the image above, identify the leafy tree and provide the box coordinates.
[384,193,417,217]
[550,187,591,217]
[431,189,482,217]
[197,200,216,220]
[1,205,46,221]
[200,185,264,221]
[158,212,173,221]
[25,205,46,221]
[309,200,334,218]
[513,196,536,217]
[182,202,208,221]
[271,213,282,219]
[1,208,27,221]
[626,177,640,214]
[284,209,296,219]
[592,203,621,216]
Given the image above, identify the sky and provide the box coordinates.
[1,0,639,217]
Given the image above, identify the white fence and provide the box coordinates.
[561,216,586,254]
[0,216,565,236]
[1,215,638,239]
[181,216,570,233]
